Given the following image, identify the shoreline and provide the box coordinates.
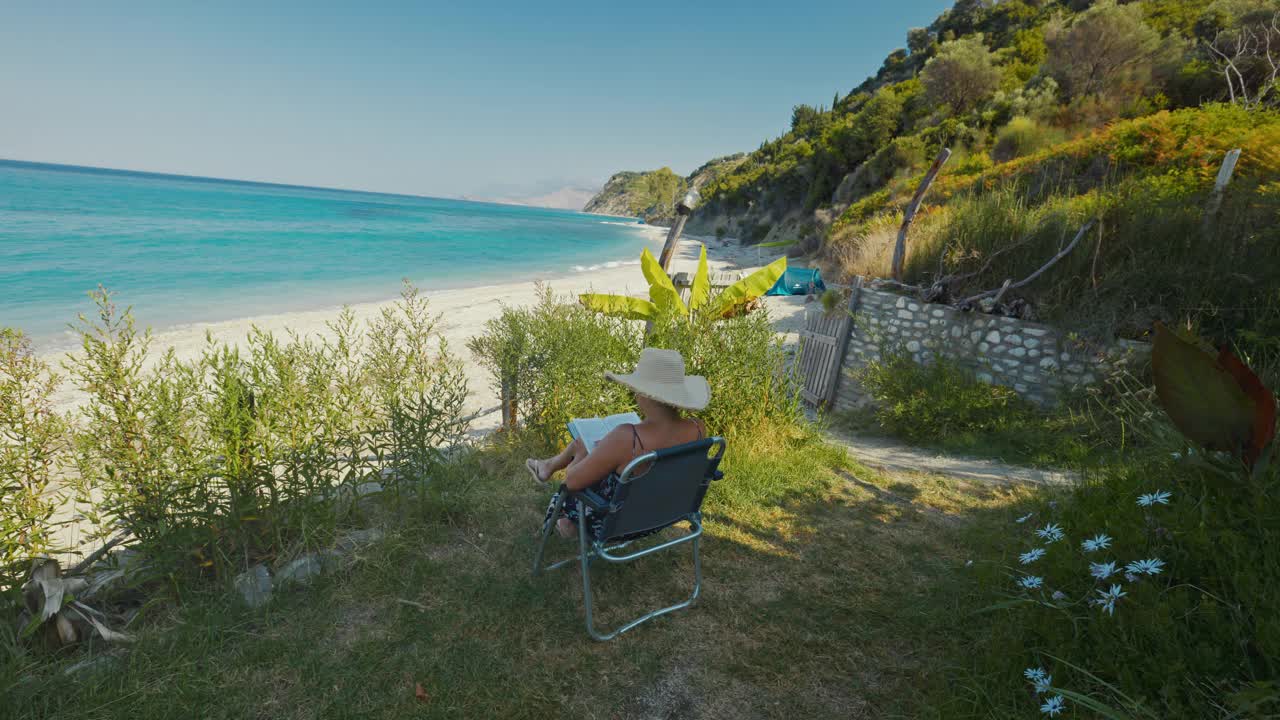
[41,234,775,433]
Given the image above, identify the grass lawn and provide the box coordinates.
[3,429,1037,719]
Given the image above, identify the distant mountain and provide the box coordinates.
[477,186,598,211]
[582,154,747,225]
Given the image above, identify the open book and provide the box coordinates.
[567,412,641,454]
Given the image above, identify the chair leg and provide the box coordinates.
[532,490,567,576]
[581,528,703,642]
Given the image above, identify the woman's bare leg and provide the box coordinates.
[528,438,584,482]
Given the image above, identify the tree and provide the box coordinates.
[920,36,1003,113]
[907,27,934,56]
[1207,11,1280,109]
[1045,1,1163,101]
[790,104,823,136]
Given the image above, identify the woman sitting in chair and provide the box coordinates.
[527,348,709,539]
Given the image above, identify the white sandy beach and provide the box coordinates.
[43,231,807,435]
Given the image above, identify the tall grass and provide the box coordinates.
[823,105,1280,344]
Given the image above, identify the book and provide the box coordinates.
[567,412,641,454]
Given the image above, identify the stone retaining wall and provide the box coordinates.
[829,285,1150,413]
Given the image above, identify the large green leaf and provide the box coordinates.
[689,244,711,311]
[639,248,687,316]
[578,293,657,321]
[1152,323,1255,458]
[711,256,787,318]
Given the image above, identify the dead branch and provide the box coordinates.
[891,148,951,281]
[961,220,1096,306]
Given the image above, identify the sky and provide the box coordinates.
[0,0,953,201]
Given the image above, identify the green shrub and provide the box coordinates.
[859,352,1025,443]
[469,287,801,448]
[469,286,638,446]
[991,116,1065,162]
[65,284,469,577]
[0,329,65,600]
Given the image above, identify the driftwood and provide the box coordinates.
[891,148,951,281]
[960,219,1096,306]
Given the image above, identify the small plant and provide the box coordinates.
[820,288,843,314]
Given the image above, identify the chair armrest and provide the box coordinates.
[572,487,612,512]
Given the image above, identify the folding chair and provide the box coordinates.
[532,436,727,641]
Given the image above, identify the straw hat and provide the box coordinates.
[606,348,710,411]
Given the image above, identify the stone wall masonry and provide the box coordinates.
[829,284,1150,414]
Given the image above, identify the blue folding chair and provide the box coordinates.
[532,436,727,641]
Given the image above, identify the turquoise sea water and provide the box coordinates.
[0,160,656,350]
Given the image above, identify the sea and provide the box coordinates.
[0,159,657,351]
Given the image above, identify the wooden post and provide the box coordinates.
[891,148,951,281]
[823,276,864,408]
[657,213,690,271]
[1202,148,1242,240]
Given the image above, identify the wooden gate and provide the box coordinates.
[797,278,861,408]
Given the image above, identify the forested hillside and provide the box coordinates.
[593,0,1280,344]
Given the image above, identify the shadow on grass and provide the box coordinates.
[2,436,1045,720]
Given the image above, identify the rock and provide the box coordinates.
[64,653,120,677]
[334,528,385,552]
[985,331,1001,344]
[976,372,995,385]
[234,565,272,608]
[906,341,921,353]
[1040,358,1060,371]
[1005,334,1023,346]
[1009,347,1027,358]
[276,554,323,587]
[978,298,997,313]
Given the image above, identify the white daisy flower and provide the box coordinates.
[1019,575,1044,590]
[1024,667,1048,683]
[1089,561,1118,579]
[1137,490,1172,507]
[1016,512,1033,524]
[1035,523,1065,543]
[1019,548,1046,565]
[1033,674,1053,694]
[1126,558,1165,576]
[1040,695,1066,716]
[1051,590,1067,601]
[1125,572,1138,582]
[1080,533,1112,553]
[1092,584,1127,615]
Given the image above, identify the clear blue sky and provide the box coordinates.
[1,0,953,200]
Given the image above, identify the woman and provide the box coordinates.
[526,348,710,539]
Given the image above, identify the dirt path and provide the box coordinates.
[824,428,1078,486]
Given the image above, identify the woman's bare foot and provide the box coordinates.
[525,458,551,485]
[556,517,576,539]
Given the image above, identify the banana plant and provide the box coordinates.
[580,245,786,321]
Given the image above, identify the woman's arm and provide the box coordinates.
[562,426,632,491]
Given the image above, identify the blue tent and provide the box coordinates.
[766,267,826,296]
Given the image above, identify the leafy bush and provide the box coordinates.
[469,286,801,448]
[856,351,1097,467]
[991,116,1065,162]
[0,330,65,600]
[64,284,469,577]
[859,351,1022,443]
[1045,0,1164,105]
[469,286,639,446]
[921,35,1003,114]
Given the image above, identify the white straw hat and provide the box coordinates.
[605,348,710,411]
